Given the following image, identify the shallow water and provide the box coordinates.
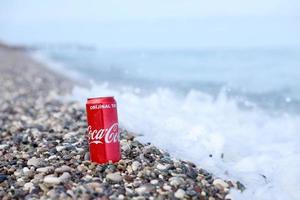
[44,48,300,113]
[34,47,300,200]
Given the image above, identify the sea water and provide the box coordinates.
[34,47,300,200]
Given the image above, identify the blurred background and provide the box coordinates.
[1,1,300,200]
[1,0,300,112]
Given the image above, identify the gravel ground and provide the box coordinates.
[0,44,244,199]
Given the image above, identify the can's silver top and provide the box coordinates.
[87,96,114,100]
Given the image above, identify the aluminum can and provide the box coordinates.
[86,96,120,163]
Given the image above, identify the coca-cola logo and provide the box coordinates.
[87,123,119,145]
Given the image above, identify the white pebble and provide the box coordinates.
[56,146,66,152]
[225,194,234,200]
[213,179,229,189]
[131,161,141,171]
[36,166,53,173]
[27,157,40,167]
[48,155,57,160]
[23,182,34,192]
[0,144,8,150]
[55,165,72,173]
[174,188,186,199]
[150,179,159,185]
[169,177,184,186]
[22,167,30,174]
[44,176,61,184]
[163,184,172,191]
[156,163,169,170]
[14,171,21,177]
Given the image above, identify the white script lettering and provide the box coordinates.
[87,123,119,145]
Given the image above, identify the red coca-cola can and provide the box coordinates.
[86,96,121,164]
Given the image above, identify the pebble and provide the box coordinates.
[156,163,170,171]
[163,184,172,191]
[23,182,34,192]
[213,179,229,189]
[14,171,21,177]
[225,194,233,200]
[44,175,61,184]
[0,144,8,150]
[22,167,30,174]
[56,146,66,152]
[174,188,186,199]
[36,166,54,173]
[150,179,159,185]
[59,172,71,183]
[135,184,155,195]
[63,131,77,139]
[132,161,141,171]
[47,155,57,160]
[169,177,184,187]
[106,172,123,183]
[121,141,131,152]
[126,187,134,195]
[55,165,72,173]
[0,174,7,182]
[27,157,41,167]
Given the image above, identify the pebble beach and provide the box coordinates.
[0,44,243,199]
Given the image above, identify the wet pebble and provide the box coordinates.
[213,179,229,190]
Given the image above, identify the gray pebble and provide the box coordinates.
[135,184,155,195]
[59,172,71,183]
[106,172,123,183]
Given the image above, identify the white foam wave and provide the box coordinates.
[70,82,300,200]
